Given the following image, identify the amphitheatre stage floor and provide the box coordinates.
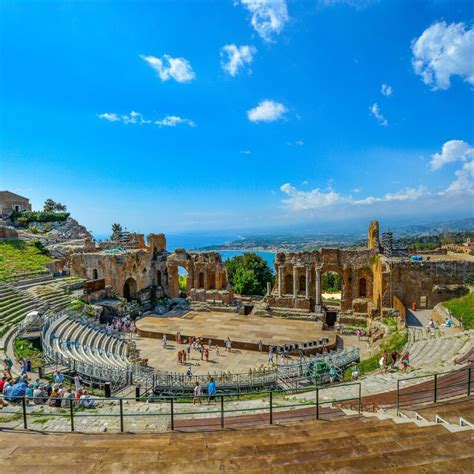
[135,311,336,351]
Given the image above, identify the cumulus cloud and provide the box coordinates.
[381,83,393,97]
[140,54,195,83]
[97,111,195,128]
[411,21,474,90]
[221,44,256,76]
[280,183,348,210]
[447,161,474,193]
[97,113,120,122]
[247,100,287,122]
[370,103,388,126]
[238,0,289,42]
[155,115,195,127]
[430,140,474,170]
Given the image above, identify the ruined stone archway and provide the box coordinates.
[359,277,367,297]
[198,272,205,289]
[123,277,137,301]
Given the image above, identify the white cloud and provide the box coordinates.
[140,54,195,83]
[411,21,474,90]
[97,113,120,122]
[240,150,252,155]
[155,115,195,127]
[447,161,474,193]
[238,0,289,42]
[97,111,195,128]
[370,103,388,126]
[354,186,428,205]
[320,0,375,7]
[221,44,256,76]
[381,83,393,97]
[247,100,287,122]
[430,140,474,170]
[280,183,348,210]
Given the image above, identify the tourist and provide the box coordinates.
[54,370,64,385]
[329,366,337,384]
[335,321,341,334]
[33,384,46,405]
[379,354,387,373]
[3,357,12,378]
[401,352,410,373]
[177,351,182,365]
[225,338,232,352]
[268,349,274,364]
[186,367,193,378]
[204,348,209,362]
[351,365,360,381]
[61,388,75,408]
[215,344,220,357]
[74,373,81,391]
[356,328,362,342]
[25,383,34,402]
[182,350,187,363]
[207,377,217,404]
[80,390,96,409]
[390,350,399,369]
[200,346,204,361]
[193,381,202,405]
[258,340,263,352]
[162,334,168,348]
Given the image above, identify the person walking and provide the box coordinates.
[401,352,410,373]
[207,377,217,404]
[193,381,202,405]
[258,340,263,352]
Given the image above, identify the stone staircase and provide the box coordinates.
[1,414,472,471]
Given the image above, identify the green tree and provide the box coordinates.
[54,202,67,211]
[321,272,342,292]
[226,253,273,296]
[111,223,123,240]
[43,199,57,212]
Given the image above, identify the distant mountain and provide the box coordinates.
[388,218,474,237]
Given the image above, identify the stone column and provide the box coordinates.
[278,266,283,297]
[293,266,297,298]
[315,267,321,305]
[305,267,309,299]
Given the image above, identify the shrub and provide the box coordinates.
[226,253,273,296]
[11,211,70,225]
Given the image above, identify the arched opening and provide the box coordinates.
[92,268,98,280]
[198,272,205,289]
[359,277,367,297]
[123,277,137,301]
[284,274,293,295]
[207,270,216,290]
[157,270,162,287]
[178,266,188,297]
[321,271,343,327]
[298,274,306,295]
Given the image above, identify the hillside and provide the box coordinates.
[0,239,52,281]
[443,292,474,330]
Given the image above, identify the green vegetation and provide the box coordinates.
[111,222,123,240]
[11,211,70,226]
[443,292,474,330]
[382,317,397,333]
[321,272,342,293]
[343,328,408,381]
[14,338,43,369]
[226,253,273,296]
[0,239,52,281]
[43,198,67,212]
[178,275,187,291]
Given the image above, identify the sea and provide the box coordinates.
[92,232,276,271]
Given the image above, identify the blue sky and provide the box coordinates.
[1,0,473,235]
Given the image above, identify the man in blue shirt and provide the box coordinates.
[207,377,217,404]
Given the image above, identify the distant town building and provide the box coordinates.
[0,190,32,217]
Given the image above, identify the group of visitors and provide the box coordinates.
[379,350,411,373]
[176,337,218,366]
[107,316,134,334]
[192,377,217,405]
[0,370,95,409]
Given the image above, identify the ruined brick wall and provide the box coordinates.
[390,260,473,309]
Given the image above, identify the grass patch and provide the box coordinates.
[343,328,408,381]
[443,292,474,330]
[14,338,43,369]
[0,239,52,281]
[0,413,22,423]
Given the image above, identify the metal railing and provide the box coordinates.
[396,366,473,416]
[1,382,363,433]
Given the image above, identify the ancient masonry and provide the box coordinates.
[68,221,473,317]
